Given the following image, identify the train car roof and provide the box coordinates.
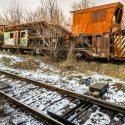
[71,2,123,14]
[4,21,49,31]
[4,21,69,33]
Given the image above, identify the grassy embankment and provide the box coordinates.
[0,51,125,81]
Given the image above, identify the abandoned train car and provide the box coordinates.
[0,30,3,50]
[70,2,125,60]
[2,2,125,60]
[0,22,6,50]
[3,21,68,55]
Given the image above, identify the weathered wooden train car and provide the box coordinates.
[3,21,68,56]
[0,22,6,50]
[2,2,125,61]
[0,32,3,50]
[70,2,125,60]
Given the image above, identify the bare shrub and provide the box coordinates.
[24,0,69,61]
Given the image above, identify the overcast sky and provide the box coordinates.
[0,0,120,18]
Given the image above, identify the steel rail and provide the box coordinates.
[0,70,125,114]
[0,90,64,125]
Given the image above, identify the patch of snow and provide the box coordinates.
[46,98,70,113]
[104,86,125,105]
[1,102,44,125]
[84,109,110,125]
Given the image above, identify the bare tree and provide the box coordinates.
[24,0,69,60]
[34,0,66,26]
[72,0,95,11]
[2,0,24,25]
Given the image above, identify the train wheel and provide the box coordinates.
[9,49,15,54]
[4,49,8,52]
[0,48,3,51]
[20,50,24,54]
[31,49,36,56]
[107,57,111,61]
[39,50,44,56]
[15,49,21,54]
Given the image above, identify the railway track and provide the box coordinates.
[0,95,47,125]
[0,70,125,125]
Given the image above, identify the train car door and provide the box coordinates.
[20,30,28,47]
[15,31,19,46]
[93,34,108,58]
[96,35,102,54]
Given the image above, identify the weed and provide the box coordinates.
[113,83,125,91]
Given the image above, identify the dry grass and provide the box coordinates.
[18,54,57,67]
[0,57,11,66]
[12,59,40,70]
[0,51,125,80]
[59,58,76,71]
[8,52,125,80]
[59,59,125,80]
[0,52,41,70]
[0,51,57,71]
[113,83,125,91]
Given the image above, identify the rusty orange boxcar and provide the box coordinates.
[71,2,125,60]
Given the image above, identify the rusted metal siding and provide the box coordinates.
[72,2,123,36]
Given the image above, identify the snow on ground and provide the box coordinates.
[0,53,125,104]
[0,102,44,125]
[0,53,125,124]
[83,109,110,125]
[104,86,125,105]
[0,54,24,64]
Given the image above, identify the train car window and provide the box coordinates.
[10,33,14,38]
[92,10,106,22]
[114,8,122,24]
[21,32,26,38]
